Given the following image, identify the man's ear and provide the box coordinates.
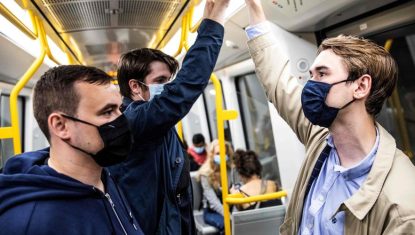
[128,79,143,96]
[48,113,70,140]
[353,74,372,100]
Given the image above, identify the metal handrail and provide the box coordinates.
[174,9,193,141]
[0,2,37,40]
[2,13,47,154]
[209,74,238,235]
[0,6,64,154]
[186,1,202,34]
[384,39,413,158]
[225,191,287,204]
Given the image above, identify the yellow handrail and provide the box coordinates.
[225,191,287,204]
[384,39,413,158]
[186,1,202,34]
[210,74,238,235]
[176,121,184,141]
[2,13,47,154]
[0,3,37,40]
[0,8,64,154]
[174,8,194,141]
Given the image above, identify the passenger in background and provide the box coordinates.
[0,65,143,235]
[230,149,281,211]
[188,133,208,170]
[182,140,199,171]
[198,140,234,234]
[108,1,230,234]
[245,0,415,234]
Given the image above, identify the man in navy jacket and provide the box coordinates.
[0,65,143,235]
[108,1,230,234]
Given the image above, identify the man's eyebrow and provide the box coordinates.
[96,103,119,114]
[309,66,330,75]
[315,66,330,71]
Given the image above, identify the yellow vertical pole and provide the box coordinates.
[7,14,47,154]
[174,11,191,141]
[210,74,238,235]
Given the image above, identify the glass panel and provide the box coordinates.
[236,73,281,183]
[374,32,415,164]
[0,94,25,168]
[203,83,232,142]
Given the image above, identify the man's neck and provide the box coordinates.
[49,143,105,192]
[329,106,377,168]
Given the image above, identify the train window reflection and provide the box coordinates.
[203,82,232,142]
[0,94,25,167]
[374,31,415,163]
[236,73,281,183]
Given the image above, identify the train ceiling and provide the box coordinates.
[31,0,187,71]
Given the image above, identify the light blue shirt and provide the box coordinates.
[244,24,380,234]
[245,21,271,40]
[299,128,380,235]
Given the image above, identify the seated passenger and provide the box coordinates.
[230,149,282,211]
[188,133,208,170]
[0,65,143,235]
[198,140,234,234]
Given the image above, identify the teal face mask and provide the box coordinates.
[138,81,166,101]
[214,154,229,165]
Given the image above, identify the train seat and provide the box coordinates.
[231,205,286,235]
[190,171,219,234]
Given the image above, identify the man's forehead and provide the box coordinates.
[310,50,343,71]
[75,82,121,108]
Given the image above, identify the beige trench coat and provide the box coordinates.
[248,32,415,234]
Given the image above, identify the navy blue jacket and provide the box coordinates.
[0,149,143,235]
[108,19,224,235]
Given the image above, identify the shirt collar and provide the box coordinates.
[327,128,380,180]
[342,124,396,220]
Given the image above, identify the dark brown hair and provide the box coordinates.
[117,48,179,98]
[33,65,112,140]
[233,149,262,179]
[319,35,398,116]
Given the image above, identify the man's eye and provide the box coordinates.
[103,110,113,116]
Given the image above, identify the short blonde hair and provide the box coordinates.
[319,35,398,116]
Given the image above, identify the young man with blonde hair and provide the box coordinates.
[244,0,415,234]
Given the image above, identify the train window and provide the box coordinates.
[236,73,281,183]
[0,94,25,168]
[203,82,232,143]
[372,28,415,164]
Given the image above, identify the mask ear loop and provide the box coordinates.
[135,80,148,101]
[60,114,97,156]
[334,73,359,110]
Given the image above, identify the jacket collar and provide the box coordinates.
[122,97,134,108]
[343,123,396,220]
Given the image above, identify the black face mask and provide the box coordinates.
[62,114,133,167]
